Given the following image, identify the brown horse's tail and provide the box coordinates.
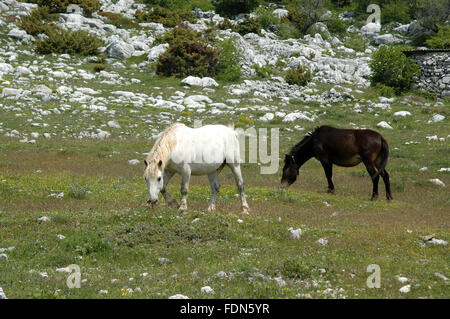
[373,137,389,179]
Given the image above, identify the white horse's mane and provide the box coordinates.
[144,123,184,178]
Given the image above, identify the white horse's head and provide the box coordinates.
[144,159,164,207]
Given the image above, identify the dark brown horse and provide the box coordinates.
[281,126,392,200]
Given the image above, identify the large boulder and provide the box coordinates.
[105,40,135,59]
[181,76,219,87]
[147,43,169,62]
[374,33,395,45]
[8,28,27,40]
[361,22,381,33]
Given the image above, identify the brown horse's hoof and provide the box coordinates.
[327,189,335,194]
[371,194,379,201]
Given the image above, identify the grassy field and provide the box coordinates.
[0,51,449,299]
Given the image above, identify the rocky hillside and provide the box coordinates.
[0,0,447,141]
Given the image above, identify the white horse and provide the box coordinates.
[143,123,249,214]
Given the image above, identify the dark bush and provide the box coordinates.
[156,28,219,77]
[369,45,420,94]
[214,0,260,18]
[285,64,312,86]
[324,17,350,36]
[233,16,262,35]
[36,26,104,56]
[20,6,57,35]
[382,1,411,24]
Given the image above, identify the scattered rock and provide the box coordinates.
[38,216,51,223]
[181,76,219,87]
[428,179,445,187]
[316,238,328,246]
[105,40,135,59]
[377,121,393,129]
[399,284,411,293]
[168,294,189,299]
[200,286,215,295]
[288,227,302,239]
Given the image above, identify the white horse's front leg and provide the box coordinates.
[179,166,191,211]
[228,163,250,214]
[207,172,220,212]
[161,170,178,208]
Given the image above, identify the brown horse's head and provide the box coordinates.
[281,154,299,188]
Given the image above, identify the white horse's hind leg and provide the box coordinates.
[161,170,178,208]
[207,172,220,212]
[228,163,249,214]
[179,166,191,211]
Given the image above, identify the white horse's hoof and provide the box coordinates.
[207,205,216,212]
[178,205,187,211]
[241,207,250,215]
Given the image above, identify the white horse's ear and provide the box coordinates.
[158,160,162,167]
[144,160,148,167]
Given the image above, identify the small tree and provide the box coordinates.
[425,25,450,49]
[369,46,420,94]
[415,0,450,32]
[214,0,261,18]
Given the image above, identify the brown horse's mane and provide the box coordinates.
[289,126,321,155]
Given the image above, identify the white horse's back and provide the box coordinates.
[167,124,240,175]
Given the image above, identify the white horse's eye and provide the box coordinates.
[157,177,161,182]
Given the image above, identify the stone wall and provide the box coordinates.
[407,51,450,98]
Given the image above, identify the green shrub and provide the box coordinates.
[134,6,196,27]
[344,33,367,52]
[156,28,219,77]
[233,17,262,35]
[285,8,311,34]
[93,63,106,72]
[217,18,234,30]
[252,64,273,79]
[214,37,242,82]
[415,0,450,33]
[281,259,313,279]
[36,26,104,56]
[376,83,395,97]
[369,45,420,94]
[277,21,302,39]
[254,6,280,30]
[285,64,313,86]
[382,1,411,24]
[155,25,201,45]
[214,0,261,18]
[324,17,349,36]
[20,6,56,35]
[68,183,90,199]
[425,25,450,49]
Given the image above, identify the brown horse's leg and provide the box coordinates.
[363,160,379,200]
[320,161,334,193]
[380,170,393,200]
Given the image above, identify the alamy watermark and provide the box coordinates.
[66,264,81,289]
[366,264,381,288]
